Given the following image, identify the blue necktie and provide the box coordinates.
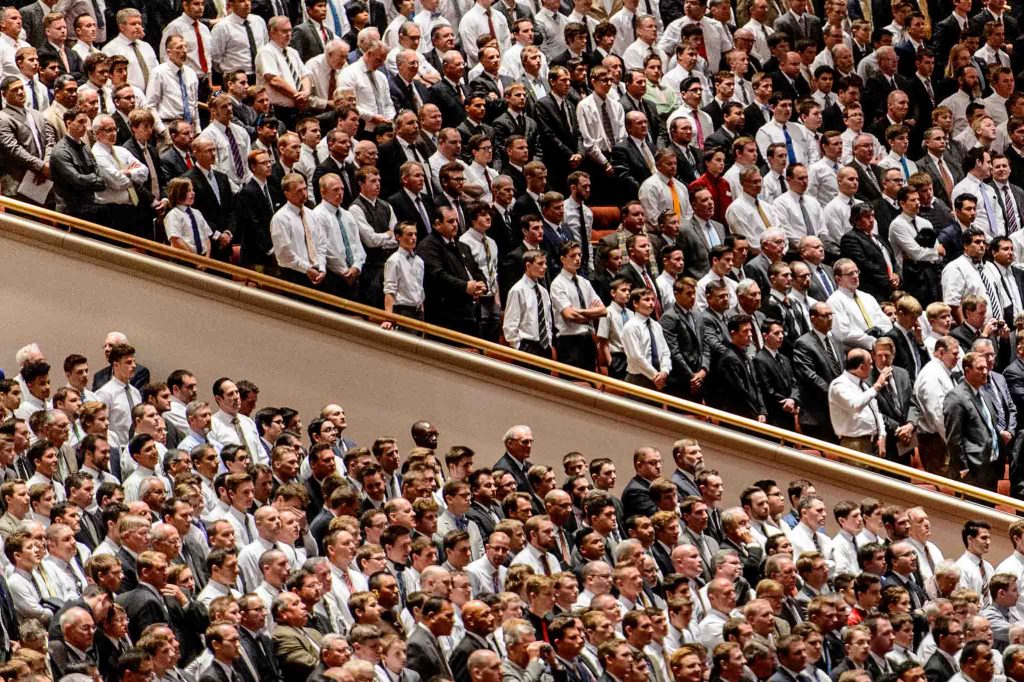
[336,208,354,266]
[186,207,204,255]
[178,69,192,124]
[28,80,38,109]
[207,171,221,203]
[646,319,661,371]
[782,124,797,164]
[899,156,910,180]
[328,0,342,35]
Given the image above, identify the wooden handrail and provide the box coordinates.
[3,195,1021,511]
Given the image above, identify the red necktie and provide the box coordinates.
[193,21,208,73]
[328,69,337,101]
[184,152,194,169]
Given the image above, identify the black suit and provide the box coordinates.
[620,92,661,145]
[427,79,467,128]
[48,640,96,680]
[123,137,166,203]
[493,452,530,492]
[904,74,938,133]
[753,347,799,429]
[793,332,844,440]
[117,548,138,592]
[534,94,581,191]
[198,661,233,682]
[160,147,193,182]
[492,110,540,165]
[848,160,883,202]
[388,74,430,114]
[466,501,499,539]
[662,305,711,399]
[707,343,767,419]
[863,73,909,121]
[743,101,774,136]
[236,178,282,267]
[449,632,494,682]
[873,365,917,464]
[388,189,436,241]
[670,142,702,184]
[468,72,513,122]
[311,156,356,206]
[378,138,432,198]
[924,651,957,682]
[92,364,151,391]
[821,102,846,134]
[621,476,657,519]
[290,19,334,62]
[944,382,1002,488]
[406,626,452,681]
[182,166,235,245]
[1006,145,1024,188]
[883,325,930,382]
[838,228,896,301]
[610,139,654,201]
[511,193,542,230]
[933,14,966,72]
[38,43,84,81]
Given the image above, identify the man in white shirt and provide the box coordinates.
[100,9,156,92]
[95,342,142,445]
[821,167,861,257]
[208,378,263,465]
[90,113,148,228]
[741,0,773,63]
[550,241,607,370]
[198,93,251,191]
[255,16,311,129]
[577,64,624,186]
[725,167,775,249]
[639,148,692,229]
[806,130,843,205]
[270,172,328,289]
[755,92,812,164]
[337,29,395,133]
[941,229,997,322]
[459,202,502,341]
[210,0,268,79]
[666,76,713,149]
[622,287,671,390]
[951,147,1004,238]
[509,515,561,574]
[145,35,200,132]
[913,335,960,475]
[826,253,893,350]
[955,520,994,606]
[771,162,825,251]
[458,0,510,67]
[830,501,863,576]
[502,249,553,356]
[828,347,889,455]
[159,0,211,83]
[623,15,666,70]
[312,172,366,301]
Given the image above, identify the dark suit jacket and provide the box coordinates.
[289,19,333,62]
[838,228,896,301]
[48,639,96,680]
[406,625,451,681]
[534,94,581,182]
[378,138,432,198]
[92,364,150,391]
[883,325,930,382]
[449,631,492,682]
[662,305,711,398]
[38,42,84,80]
[933,14,965,71]
[236,178,283,266]
[1006,145,1024,188]
[1005,357,1024,417]
[123,137,166,203]
[427,79,468,128]
[468,71,513,122]
[678,217,724,279]
[182,166,235,237]
[753,347,800,428]
[311,156,356,206]
[873,365,918,454]
[492,110,540,165]
[19,2,48,52]
[862,73,909,122]
[773,11,824,49]
[610,139,654,201]
[388,73,430,114]
[388,189,436,241]
[707,343,767,419]
[160,146,192,182]
[924,650,957,682]
[944,382,999,474]
[871,195,900,242]
[904,74,938,134]
[916,151,963,206]
[621,476,657,519]
[198,661,232,682]
[971,8,1019,42]
[493,452,530,492]
[848,160,883,202]
[117,548,139,593]
[510,193,542,230]
[620,92,661,144]
[793,331,844,428]
[466,501,499,539]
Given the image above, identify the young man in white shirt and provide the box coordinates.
[597,277,634,379]
[459,203,502,342]
[622,287,671,390]
[381,221,425,327]
[550,241,607,371]
[502,249,553,357]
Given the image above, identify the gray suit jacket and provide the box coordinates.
[19,2,47,51]
[0,105,54,182]
[772,11,824,49]
[406,625,453,681]
[679,217,726,279]
[915,152,963,206]
[943,383,999,473]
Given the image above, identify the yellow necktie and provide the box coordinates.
[112,149,139,206]
[37,565,57,597]
[854,293,873,327]
[299,208,316,265]
[668,179,682,219]
[755,198,772,229]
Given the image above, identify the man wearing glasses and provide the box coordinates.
[667,76,713,151]
[827,245,895,350]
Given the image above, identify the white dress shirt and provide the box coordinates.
[696,273,738,310]
[92,141,148,205]
[826,287,892,349]
[639,172,693,227]
[877,151,918,179]
[165,206,213,254]
[956,551,994,606]
[807,156,842,205]
[458,3,511,65]
[828,371,885,438]
[146,62,200,129]
[772,190,825,245]
[821,192,858,252]
[382,247,425,307]
[270,202,328,274]
[985,261,1024,319]
[256,41,309,107]
[725,192,775,248]
[209,409,264,464]
[755,119,814,164]
[577,93,625,166]
[951,174,1005,238]
[509,543,561,575]
[550,269,602,336]
[102,33,159,91]
[502,275,552,349]
[889,212,941,269]
[460,228,500,300]
[337,59,396,128]
[622,312,672,379]
[941,254,996,314]
[210,13,269,74]
[914,357,956,436]
[95,376,141,444]
[830,529,860,576]
[312,201,368,275]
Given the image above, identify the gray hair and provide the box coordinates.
[502,424,532,445]
[357,27,381,52]
[185,400,209,420]
[613,538,644,563]
[92,114,114,131]
[503,618,535,648]
[15,343,42,366]
[736,278,759,296]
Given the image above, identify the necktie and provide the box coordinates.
[782,124,797,163]
[668,179,682,218]
[207,170,221,203]
[28,80,38,110]
[694,113,705,148]
[412,194,431,232]
[184,151,193,169]
[327,68,337,101]
[824,335,841,375]
[284,48,300,85]
[1004,185,1020,233]
[328,0,342,34]
[702,220,718,247]
[37,565,57,598]
[243,19,258,75]
[755,197,772,229]
[854,293,873,327]
[491,566,501,592]
[817,267,834,296]
[320,22,329,44]
[299,207,317,266]
[178,69,192,124]
[646,318,661,370]
[141,145,159,199]
[780,174,788,193]
[112,149,139,205]
[938,157,953,197]
[186,207,205,255]
[571,275,586,308]
[799,195,814,235]
[193,20,208,72]
[534,284,550,348]
[225,125,245,178]
[641,267,662,317]
[335,208,354,266]
[130,41,150,89]
[263,182,273,211]
[979,183,998,235]
[979,263,1001,314]
[577,202,590,273]
[639,140,655,171]
[232,416,252,457]
[900,156,910,180]
[599,100,615,149]
[977,390,1000,452]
